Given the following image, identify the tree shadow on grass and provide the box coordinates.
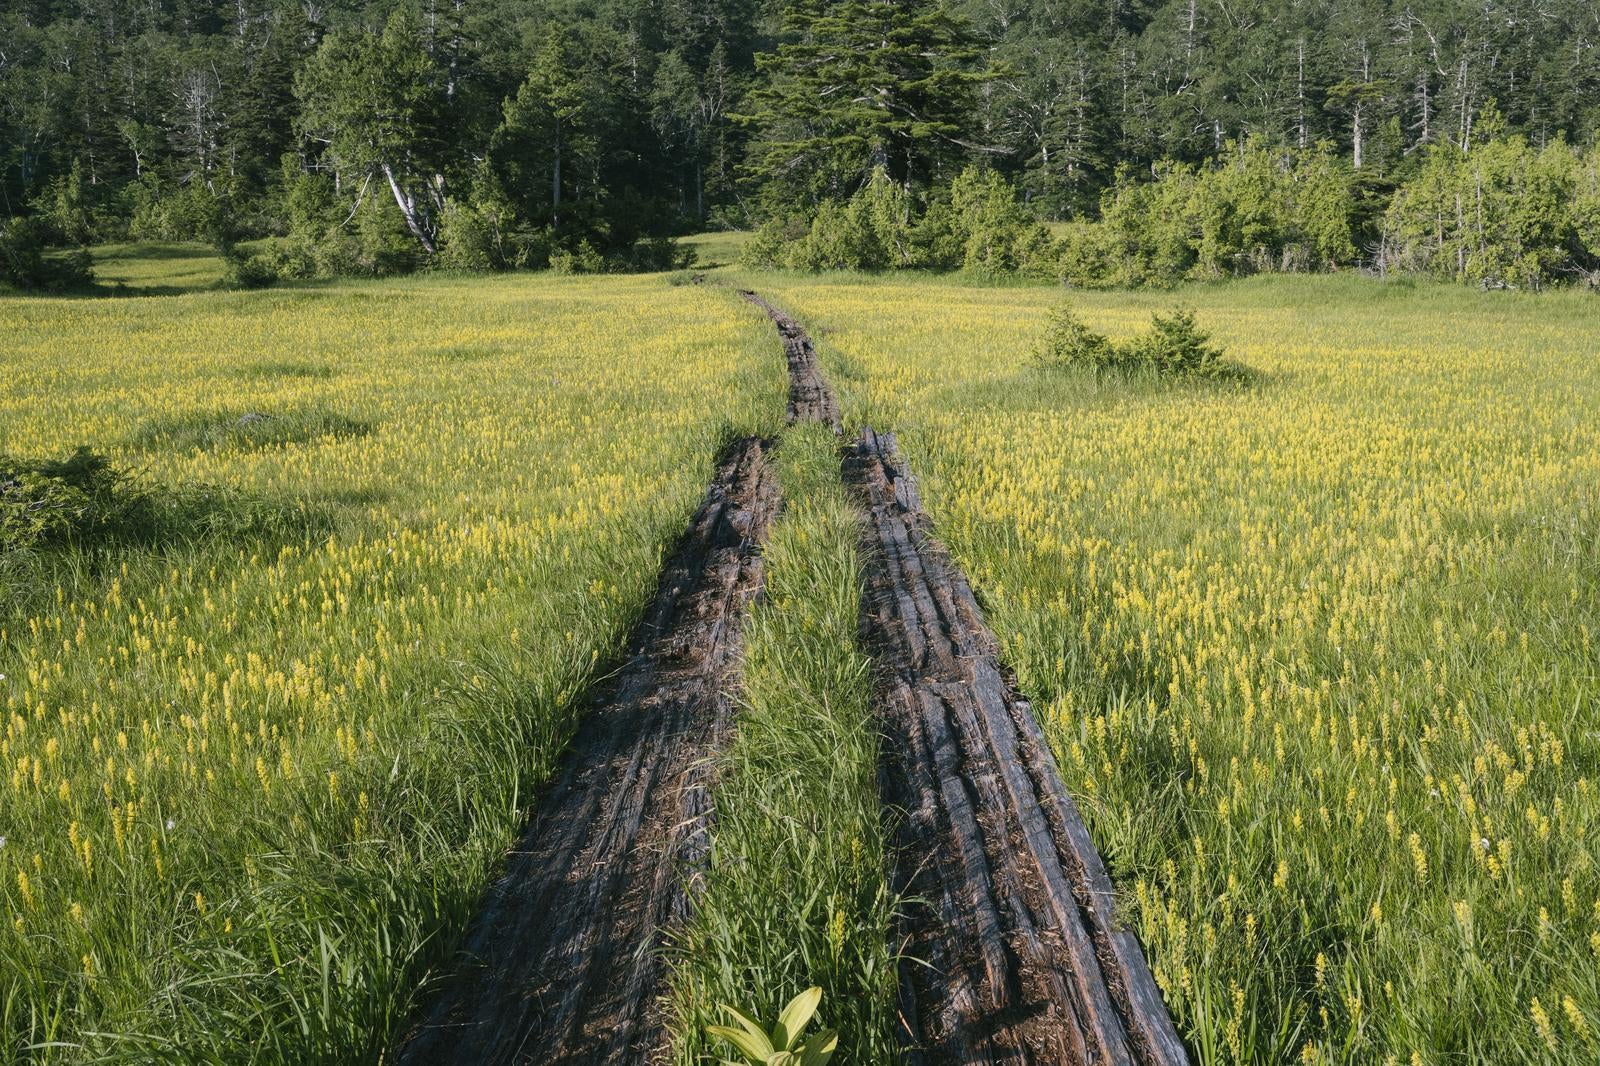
[2,447,335,621]
[127,408,373,454]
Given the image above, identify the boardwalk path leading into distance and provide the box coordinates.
[398,287,1186,1066]
[741,289,1187,1064]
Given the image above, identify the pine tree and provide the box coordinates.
[494,30,599,233]
[740,0,991,207]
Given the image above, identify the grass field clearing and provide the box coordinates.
[7,250,1599,1063]
[748,271,1600,1063]
[0,271,781,1061]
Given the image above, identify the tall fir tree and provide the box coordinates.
[740,0,992,206]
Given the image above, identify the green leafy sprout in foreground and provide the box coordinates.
[708,986,838,1065]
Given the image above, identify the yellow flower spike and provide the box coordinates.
[1531,998,1558,1051]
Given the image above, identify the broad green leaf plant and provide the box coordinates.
[708,986,838,1065]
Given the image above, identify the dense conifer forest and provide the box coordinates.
[3,0,1598,286]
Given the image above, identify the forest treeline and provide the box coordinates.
[2,0,1598,289]
[747,131,1600,289]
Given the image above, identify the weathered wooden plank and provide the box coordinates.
[395,436,780,1066]
[845,428,1189,1066]
[736,291,1187,1066]
[738,290,843,432]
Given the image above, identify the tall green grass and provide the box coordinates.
[669,423,900,1063]
[0,268,784,1062]
[746,272,1600,1063]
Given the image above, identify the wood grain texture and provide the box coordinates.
[395,435,780,1066]
[845,428,1188,1066]
[738,290,843,432]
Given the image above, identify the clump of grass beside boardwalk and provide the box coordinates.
[669,422,900,1063]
